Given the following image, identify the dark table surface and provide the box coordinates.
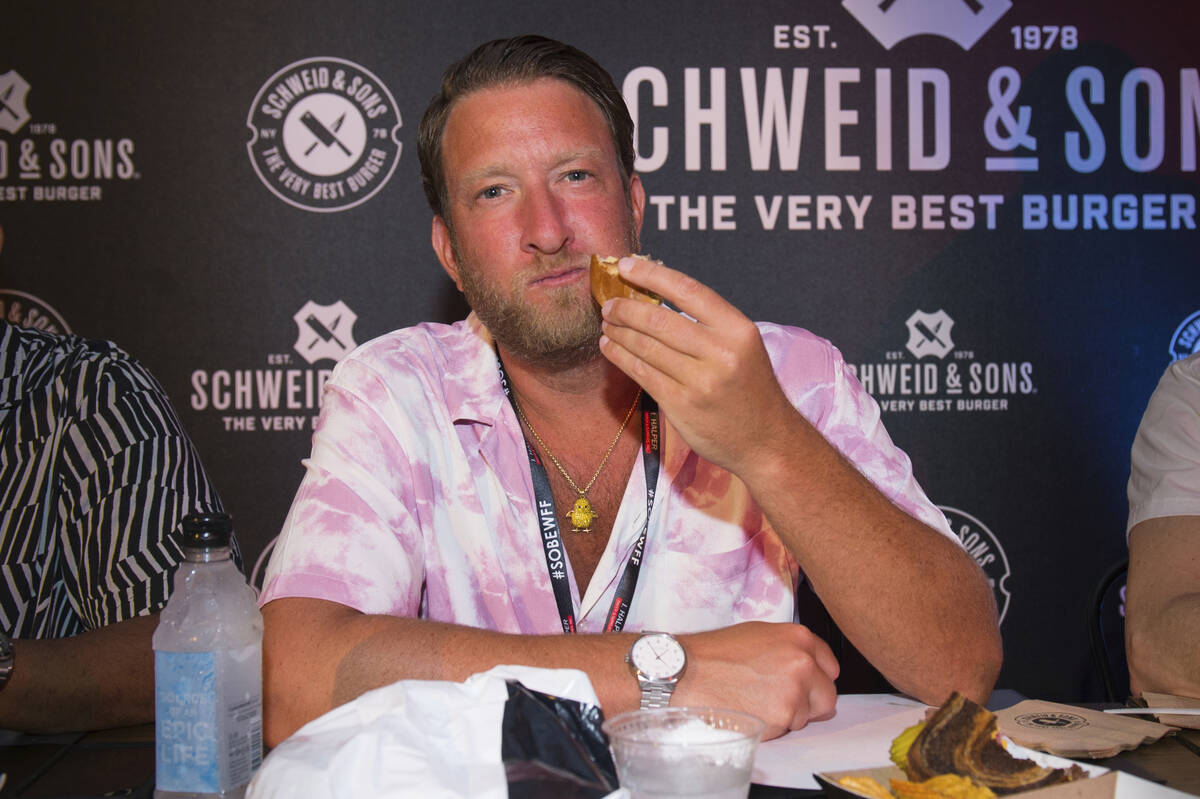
[2,714,1198,798]
[0,725,154,798]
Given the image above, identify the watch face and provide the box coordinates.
[631,633,685,681]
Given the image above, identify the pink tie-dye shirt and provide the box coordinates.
[259,314,954,634]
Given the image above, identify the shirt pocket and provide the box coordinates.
[662,529,770,584]
[640,529,792,631]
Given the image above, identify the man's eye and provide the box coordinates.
[565,170,590,182]
[479,186,504,200]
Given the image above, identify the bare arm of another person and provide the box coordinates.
[598,256,1002,706]
[262,598,837,748]
[0,614,159,733]
[1126,515,1200,697]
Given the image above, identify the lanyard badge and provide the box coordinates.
[497,359,660,633]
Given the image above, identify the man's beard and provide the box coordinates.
[451,228,639,369]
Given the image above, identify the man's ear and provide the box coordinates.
[630,173,646,242]
[431,215,463,291]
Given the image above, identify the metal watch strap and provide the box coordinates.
[640,683,675,709]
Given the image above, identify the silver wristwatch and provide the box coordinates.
[627,631,686,709]
[0,631,13,690]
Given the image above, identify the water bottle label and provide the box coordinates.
[155,646,264,792]
[155,651,221,793]
[223,645,264,784]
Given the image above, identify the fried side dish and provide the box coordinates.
[838,776,896,799]
[904,693,1087,795]
[892,775,997,799]
[839,773,996,799]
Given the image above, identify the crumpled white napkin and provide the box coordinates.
[247,665,609,799]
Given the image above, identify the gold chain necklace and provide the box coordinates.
[513,389,642,533]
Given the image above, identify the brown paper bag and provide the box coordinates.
[1140,691,1200,731]
[994,700,1173,759]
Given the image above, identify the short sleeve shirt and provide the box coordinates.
[0,322,230,639]
[260,315,955,634]
[1128,352,1200,533]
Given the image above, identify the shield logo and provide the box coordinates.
[292,300,358,365]
[0,289,72,335]
[940,506,1011,624]
[1169,310,1200,361]
[842,0,1012,51]
[905,309,955,359]
[0,71,32,135]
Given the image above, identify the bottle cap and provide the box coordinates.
[180,512,233,549]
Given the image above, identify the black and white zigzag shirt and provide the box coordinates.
[0,321,233,640]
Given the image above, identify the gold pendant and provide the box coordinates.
[569,497,598,533]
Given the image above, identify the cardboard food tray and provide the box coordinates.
[816,767,1118,799]
[816,742,1114,799]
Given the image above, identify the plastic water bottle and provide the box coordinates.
[154,513,263,798]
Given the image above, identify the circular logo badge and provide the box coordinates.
[1013,712,1088,730]
[247,57,402,213]
[1169,310,1200,361]
[0,289,72,334]
[939,506,1012,625]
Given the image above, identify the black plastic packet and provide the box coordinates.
[501,680,619,798]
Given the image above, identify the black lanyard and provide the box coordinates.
[497,359,660,633]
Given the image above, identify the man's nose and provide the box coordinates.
[521,185,571,255]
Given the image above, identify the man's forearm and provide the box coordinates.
[262,599,840,747]
[595,258,1000,701]
[1128,592,1200,697]
[262,600,638,747]
[0,614,159,733]
[738,417,1002,706]
[1126,516,1200,699]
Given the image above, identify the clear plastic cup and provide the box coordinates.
[602,707,766,799]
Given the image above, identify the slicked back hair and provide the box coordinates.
[417,35,636,223]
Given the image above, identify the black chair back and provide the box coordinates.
[1088,558,1130,703]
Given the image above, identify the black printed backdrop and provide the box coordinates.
[2,0,1197,702]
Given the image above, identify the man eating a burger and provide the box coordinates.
[258,34,1003,747]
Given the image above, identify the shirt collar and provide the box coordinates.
[0,323,27,409]
[444,313,506,427]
